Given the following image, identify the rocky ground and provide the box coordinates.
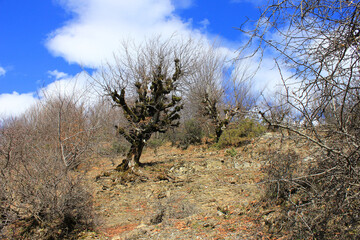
[78,133,291,240]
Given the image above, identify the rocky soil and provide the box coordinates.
[78,133,291,240]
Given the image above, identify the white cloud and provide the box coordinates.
[48,69,69,80]
[45,0,287,97]
[47,0,285,88]
[0,66,6,76]
[2,0,290,118]
[0,92,38,117]
[41,0,288,111]
[40,71,96,102]
[46,0,202,67]
[0,71,98,118]
[231,50,294,97]
[199,18,210,31]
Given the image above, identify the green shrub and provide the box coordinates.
[111,140,130,155]
[146,134,166,155]
[165,129,180,147]
[147,137,165,149]
[225,147,237,157]
[182,118,204,145]
[165,118,204,149]
[217,119,265,148]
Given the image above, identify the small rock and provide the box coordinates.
[165,190,171,198]
[150,209,165,224]
[217,211,224,216]
[229,177,236,184]
[136,223,148,229]
[203,223,215,228]
[157,192,166,199]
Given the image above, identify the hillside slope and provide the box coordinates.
[80,133,291,240]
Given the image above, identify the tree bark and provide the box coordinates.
[215,126,223,143]
[115,139,147,171]
[134,141,145,166]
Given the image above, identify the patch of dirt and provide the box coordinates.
[79,134,291,239]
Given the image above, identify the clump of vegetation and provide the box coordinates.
[262,150,300,201]
[240,0,360,238]
[180,118,204,148]
[146,134,166,155]
[165,128,181,147]
[216,119,265,148]
[110,139,130,156]
[225,147,237,157]
[146,136,166,150]
[0,95,95,239]
[166,118,204,149]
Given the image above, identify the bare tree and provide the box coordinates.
[259,89,293,131]
[38,88,99,168]
[239,0,360,238]
[0,117,29,236]
[97,37,198,170]
[185,45,258,142]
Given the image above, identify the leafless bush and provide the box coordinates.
[0,94,95,239]
[240,0,360,238]
[260,91,293,130]
[262,150,303,200]
[36,92,99,168]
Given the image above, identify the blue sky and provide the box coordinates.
[0,0,269,116]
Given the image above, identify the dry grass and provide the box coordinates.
[80,137,278,239]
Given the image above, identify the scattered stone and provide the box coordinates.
[150,209,165,225]
[157,192,166,199]
[203,222,215,229]
[81,138,283,239]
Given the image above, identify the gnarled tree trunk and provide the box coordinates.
[115,135,149,171]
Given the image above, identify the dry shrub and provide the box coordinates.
[262,150,301,201]
[0,96,95,239]
[241,0,360,237]
[262,137,360,239]
[1,155,93,239]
